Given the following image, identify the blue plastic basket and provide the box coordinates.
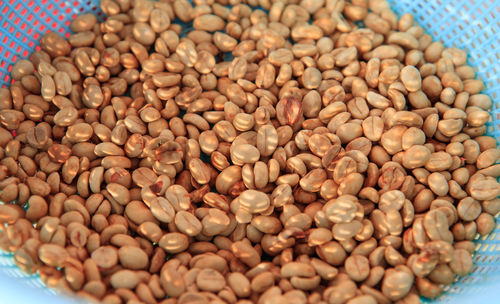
[0,0,499,303]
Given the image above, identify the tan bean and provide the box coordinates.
[345,255,370,281]
[175,211,202,236]
[118,246,149,270]
[40,32,71,57]
[457,197,481,221]
[196,268,226,292]
[362,116,384,142]
[476,212,496,236]
[110,269,139,289]
[228,273,251,298]
[231,143,261,165]
[70,13,97,32]
[158,232,189,254]
[38,244,69,267]
[469,178,500,201]
[188,158,211,185]
[428,172,449,196]
[423,209,453,243]
[231,240,260,267]
[449,249,473,276]
[40,75,56,102]
[323,196,358,224]
[0,205,23,224]
[12,60,35,81]
[381,270,414,301]
[303,67,322,89]
[26,195,48,222]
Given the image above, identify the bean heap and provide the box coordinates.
[0,0,499,303]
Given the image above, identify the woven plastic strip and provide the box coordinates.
[0,0,499,303]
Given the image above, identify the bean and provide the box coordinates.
[402,145,430,169]
[0,205,23,224]
[281,262,316,278]
[70,13,97,32]
[91,246,118,268]
[326,279,358,303]
[118,246,149,270]
[476,148,500,169]
[424,209,453,243]
[476,212,496,236]
[400,66,421,92]
[469,179,500,201]
[482,198,500,215]
[300,168,327,192]
[381,270,414,301]
[347,97,369,119]
[188,158,211,185]
[150,197,175,223]
[196,268,226,292]
[40,32,71,57]
[26,195,48,222]
[110,270,139,289]
[11,60,35,81]
[457,197,481,221]
[345,255,370,281]
[41,75,56,102]
[238,190,270,214]
[316,241,347,266]
[201,208,230,236]
[256,124,279,157]
[362,116,384,142]
[449,249,473,276]
[379,190,405,212]
[303,67,322,89]
[174,211,202,236]
[193,14,225,32]
[231,240,261,267]
[137,222,162,243]
[428,172,449,196]
[228,272,251,298]
[38,244,69,267]
[323,196,358,223]
[251,271,275,293]
[158,232,189,254]
[0,3,496,302]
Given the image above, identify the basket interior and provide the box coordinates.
[0,0,499,303]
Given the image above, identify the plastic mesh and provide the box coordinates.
[0,0,499,303]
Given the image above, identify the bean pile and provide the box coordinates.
[0,0,499,303]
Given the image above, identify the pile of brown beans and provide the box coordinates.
[0,0,499,303]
